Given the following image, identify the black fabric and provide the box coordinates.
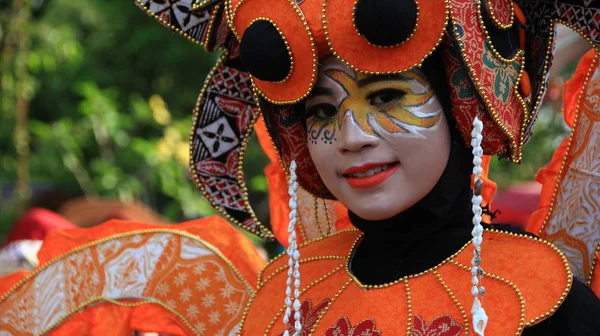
[354,0,418,47]
[480,0,520,59]
[240,20,291,82]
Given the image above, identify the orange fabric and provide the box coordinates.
[592,247,600,297]
[241,230,571,335]
[232,0,317,103]
[324,0,447,73]
[49,302,190,336]
[0,216,266,335]
[526,49,600,285]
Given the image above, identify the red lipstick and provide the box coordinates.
[342,162,399,189]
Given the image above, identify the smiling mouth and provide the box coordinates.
[342,162,399,189]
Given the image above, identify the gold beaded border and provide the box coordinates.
[322,0,450,75]
[238,230,358,335]
[39,297,198,336]
[258,256,346,287]
[192,0,220,11]
[350,0,420,49]
[201,4,222,49]
[134,0,215,50]
[230,0,318,105]
[534,49,600,285]
[345,233,470,289]
[0,228,254,303]
[449,260,525,335]
[404,279,413,335]
[433,270,469,334]
[0,228,254,336]
[188,53,274,239]
[477,0,521,64]
[264,264,346,334]
[449,0,527,163]
[590,243,600,286]
[245,17,294,83]
[307,278,354,335]
[486,0,515,30]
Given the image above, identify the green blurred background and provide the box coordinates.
[0,0,581,242]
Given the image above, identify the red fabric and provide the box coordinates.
[5,208,76,244]
[492,182,541,229]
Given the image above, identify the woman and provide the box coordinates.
[201,0,600,334]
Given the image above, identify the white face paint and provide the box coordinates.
[305,57,451,220]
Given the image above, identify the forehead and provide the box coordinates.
[315,56,426,86]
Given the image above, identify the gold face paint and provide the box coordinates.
[305,66,441,142]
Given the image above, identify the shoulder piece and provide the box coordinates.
[241,229,571,335]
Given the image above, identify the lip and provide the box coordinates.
[342,162,399,189]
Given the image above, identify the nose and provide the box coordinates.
[337,110,378,153]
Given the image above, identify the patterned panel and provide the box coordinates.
[539,52,600,283]
[0,231,253,335]
[134,0,236,52]
[450,0,527,161]
[190,57,273,238]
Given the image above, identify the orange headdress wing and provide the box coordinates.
[527,49,600,295]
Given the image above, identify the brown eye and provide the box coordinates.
[307,104,338,119]
[368,89,405,107]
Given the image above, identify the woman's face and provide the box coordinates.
[305,57,451,221]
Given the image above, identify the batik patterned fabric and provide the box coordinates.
[0,217,265,335]
[528,49,600,292]
[189,57,274,238]
[134,0,234,51]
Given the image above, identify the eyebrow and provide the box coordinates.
[357,74,411,88]
[309,87,335,97]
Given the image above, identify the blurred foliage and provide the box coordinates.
[0,0,270,239]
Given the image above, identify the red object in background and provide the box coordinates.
[491,182,542,230]
[5,208,76,244]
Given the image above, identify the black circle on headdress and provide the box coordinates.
[354,0,418,47]
[240,20,292,82]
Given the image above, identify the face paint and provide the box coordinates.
[305,61,442,145]
[305,56,451,221]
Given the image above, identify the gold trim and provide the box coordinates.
[537,37,599,236]
[192,0,219,11]
[477,0,520,64]
[322,0,450,75]
[314,194,326,238]
[322,199,333,235]
[433,270,469,335]
[188,53,274,239]
[351,0,420,49]
[589,242,600,286]
[258,256,346,287]
[308,278,354,335]
[134,0,211,50]
[264,264,346,334]
[449,0,527,163]
[486,0,515,30]
[0,228,254,303]
[449,260,525,335]
[201,4,222,50]
[404,279,413,336]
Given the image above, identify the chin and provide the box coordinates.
[349,205,405,221]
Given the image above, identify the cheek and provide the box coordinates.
[307,137,337,179]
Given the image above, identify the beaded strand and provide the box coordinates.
[470,117,488,336]
[283,161,302,336]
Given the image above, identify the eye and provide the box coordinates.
[368,89,405,107]
[307,103,338,119]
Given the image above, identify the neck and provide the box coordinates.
[348,141,474,285]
